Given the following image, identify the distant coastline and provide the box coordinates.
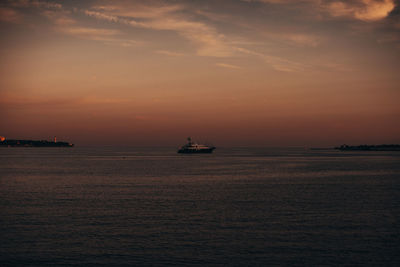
[0,136,73,147]
[334,144,400,151]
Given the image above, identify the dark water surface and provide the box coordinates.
[1,147,400,266]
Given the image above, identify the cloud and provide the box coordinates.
[268,32,322,47]
[245,0,396,21]
[41,9,76,25]
[11,4,141,48]
[2,0,73,26]
[92,3,183,19]
[156,50,185,57]
[83,3,234,57]
[235,47,306,72]
[114,40,141,47]
[327,0,395,21]
[284,34,320,47]
[0,7,23,23]
[243,0,318,3]
[8,0,62,9]
[216,63,241,69]
[56,25,140,47]
[60,27,121,41]
[6,0,388,72]
[84,10,124,24]
[3,0,311,66]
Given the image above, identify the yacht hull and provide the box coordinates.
[177,147,215,154]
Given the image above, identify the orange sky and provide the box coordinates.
[1,0,399,146]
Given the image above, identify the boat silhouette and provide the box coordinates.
[177,137,215,154]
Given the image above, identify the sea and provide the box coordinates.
[1,147,399,266]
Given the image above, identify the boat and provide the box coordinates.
[177,137,215,154]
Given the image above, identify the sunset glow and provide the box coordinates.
[1,0,399,146]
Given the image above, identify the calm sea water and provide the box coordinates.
[1,147,399,266]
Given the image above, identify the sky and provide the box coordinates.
[0,0,399,147]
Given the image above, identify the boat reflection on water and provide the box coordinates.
[177,137,215,154]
